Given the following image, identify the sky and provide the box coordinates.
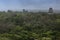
[0,0,60,11]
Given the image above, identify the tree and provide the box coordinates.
[7,10,12,12]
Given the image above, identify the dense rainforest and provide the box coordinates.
[0,11,60,40]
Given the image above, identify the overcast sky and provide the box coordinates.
[0,0,59,11]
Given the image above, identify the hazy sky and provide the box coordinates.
[0,0,59,11]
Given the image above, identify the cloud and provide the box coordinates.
[0,0,59,11]
[19,0,56,10]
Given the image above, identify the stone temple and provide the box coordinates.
[48,8,53,13]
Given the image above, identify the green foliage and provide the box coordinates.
[0,12,59,40]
